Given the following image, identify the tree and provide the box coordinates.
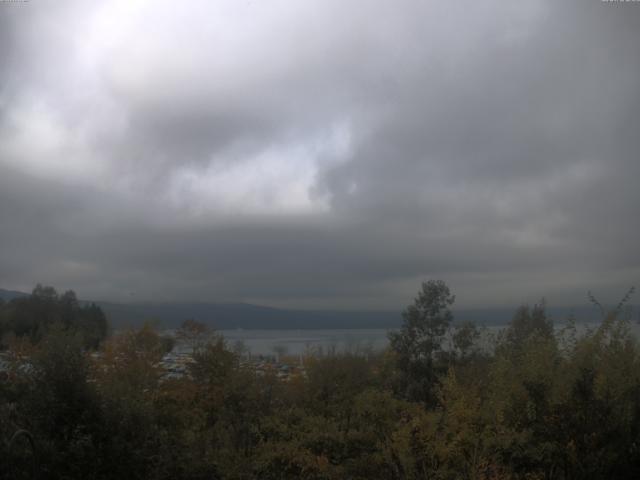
[23,325,101,477]
[452,321,481,361]
[502,302,553,352]
[0,286,108,349]
[92,325,169,479]
[388,279,455,405]
[175,319,210,353]
[79,303,109,350]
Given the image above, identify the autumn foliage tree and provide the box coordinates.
[388,279,455,405]
[2,282,640,479]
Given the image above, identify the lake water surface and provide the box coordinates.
[215,321,640,356]
[218,328,390,356]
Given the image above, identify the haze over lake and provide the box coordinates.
[185,321,640,356]
[218,329,389,356]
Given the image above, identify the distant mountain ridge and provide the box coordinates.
[2,287,623,329]
[98,300,402,329]
[0,288,29,301]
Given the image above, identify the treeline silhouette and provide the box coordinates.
[0,284,108,349]
[1,282,639,479]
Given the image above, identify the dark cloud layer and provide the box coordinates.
[1,0,639,309]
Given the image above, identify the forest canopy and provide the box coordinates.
[1,282,639,479]
[0,285,108,350]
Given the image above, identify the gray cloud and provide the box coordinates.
[1,0,639,310]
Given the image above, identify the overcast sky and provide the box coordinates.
[1,0,639,310]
